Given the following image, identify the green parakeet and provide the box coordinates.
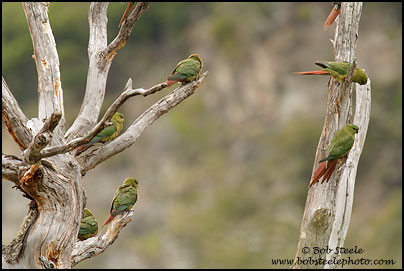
[74,112,124,156]
[164,54,203,87]
[78,208,98,241]
[296,61,368,85]
[309,124,359,187]
[324,2,341,30]
[102,178,139,227]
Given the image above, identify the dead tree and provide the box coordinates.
[293,2,371,269]
[2,3,208,268]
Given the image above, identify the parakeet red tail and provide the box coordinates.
[323,5,342,30]
[164,80,178,87]
[295,71,330,76]
[321,160,337,184]
[102,214,115,228]
[309,159,338,187]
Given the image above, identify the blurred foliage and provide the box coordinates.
[2,2,402,269]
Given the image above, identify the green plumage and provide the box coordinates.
[102,178,139,227]
[315,61,368,85]
[89,112,124,144]
[111,178,138,215]
[319,124,359,162]
[167,54,203,85]
[75,112,124,155]
[78,208,98,241]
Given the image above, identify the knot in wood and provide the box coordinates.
[311,208,331,231]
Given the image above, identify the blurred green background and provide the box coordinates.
[2,2,402,269]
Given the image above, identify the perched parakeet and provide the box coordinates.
[102,178,139,228]
[119,2,135,28]
[78,208,98,241]
[296,61,368,85]
[324,2,341,30]
[74,112,124,156]
[164,54,203,87]
[309,124,359,187]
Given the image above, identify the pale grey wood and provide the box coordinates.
[2,154,30,185]
[2,201,38,266]
[71,73,207,266]
[22,112,62,164]
[80,72,209,173]
[2,77,33,150]
[65,2,149,141]
[18,158,84,269]
[2,2,208,268]
[106,3,150,58]
[2,154,84,269]
[64,2,109,141]
[23,2,65,141]
[71,207,136,266]
[38,80,168,160]
[293,3,369,269]
[324,78,371,268]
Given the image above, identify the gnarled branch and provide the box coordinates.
[2,201,38,265]
[3,2,206,268]
[2,154,30,185]
[71,206,137,266]
[22,112,62,164]
[106,2,150,58]
[65,2,149,141]
[2,77,33,150]
[23,2,65,134]
[80,71,209,173]
[38,80,168,160]
[64,2,109,140]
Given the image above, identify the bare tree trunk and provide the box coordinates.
[2,2,207,268]
[293,2,371,269]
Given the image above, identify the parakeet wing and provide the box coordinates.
[324,61,349,75]
[328,130,355,159]
[79,217,98,235]
[168,59,201,81]
[86,122,117,145]
[111,186,138,216]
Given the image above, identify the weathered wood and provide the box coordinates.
[64,2,109,141]
[23,2,65,139]
[106,2,150,59]
[2,77,33,150]
[324,79,370,268]
[38,80,169,160]
[71,207,136,266]
[22,112,62,164]
[3,2,208,268]
[80,72,208,173]
[18,157,84,269]
[65,2,149,141]
[2,154,30,185]
[2,201,38,265]
[293,3,369,269]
